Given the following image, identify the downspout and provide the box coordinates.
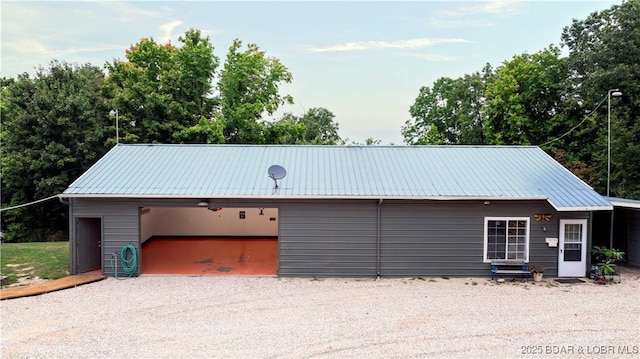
[376,199,383,278]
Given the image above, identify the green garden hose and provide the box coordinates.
[120,244,138,277]
[110,244,138,279]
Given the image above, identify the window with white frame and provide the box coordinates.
[484,217,529,262]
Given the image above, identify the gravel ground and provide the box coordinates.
[2,268,639,359]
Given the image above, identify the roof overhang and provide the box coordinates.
[605,197,640,209]
[59,193,547,201]
[59,193,611,211]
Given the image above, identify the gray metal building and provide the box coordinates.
[61,144,615,278]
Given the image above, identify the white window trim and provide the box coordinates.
[483,217,530,263]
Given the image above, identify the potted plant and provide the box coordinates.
[529,264,544,282]
[590,246,625,283]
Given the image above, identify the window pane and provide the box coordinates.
[564,224,582,243]
[486,219,527,260]
[564,247,581,261]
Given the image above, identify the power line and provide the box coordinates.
[0,195,60,213]
[538,95,608,147]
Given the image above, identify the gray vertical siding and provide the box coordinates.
[70,199,140,276]
[628,209,640,266]
[380,201,483,277]
[68,197,596,278]
[379,200,588,277]
[279,200,377,277]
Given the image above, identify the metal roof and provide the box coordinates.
[62,144,612,211]
[605,197,640,209]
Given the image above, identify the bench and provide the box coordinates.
[490,260,531,281]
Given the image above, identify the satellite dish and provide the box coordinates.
[268,165,287,188]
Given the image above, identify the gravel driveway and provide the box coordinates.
[2,268,639,358]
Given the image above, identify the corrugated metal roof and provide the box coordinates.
[62,144,612,211]
[605,197,640,209]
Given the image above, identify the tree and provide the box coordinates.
[561,0,640,198]
[174,116,225,144]
[105,29,219,144]
[298,107,341,144]
[484,46,569,146]
[262,116,307,144]
[402,65,493,145]
[1,61,108,241]
[455,65,494,144]
[218,39,294,143]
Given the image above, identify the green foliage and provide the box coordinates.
[1,61,108,242]
[1,29,337,241]
[275,108,342,145]
[561,0,640,198]
[262,118,307,144]
[219,39,293,143]
[175,116,225,144]
[0,242,70,286]
[299,107,341,144]
[105,28,219,144]
[403,64,493,145]
[485,46,569,146]
[405,1,639,199]
[591,246,624,277]
[529,264,544,274]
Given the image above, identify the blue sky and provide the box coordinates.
[1,1,620,144]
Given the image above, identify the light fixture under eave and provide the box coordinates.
[197,199,209,207]
[259,208,264,215]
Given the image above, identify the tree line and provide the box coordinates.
[1,1,638,242]
[403,0,639,200]
[0,30,341,242]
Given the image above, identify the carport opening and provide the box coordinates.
[140,207,278,275]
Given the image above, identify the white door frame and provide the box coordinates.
[558,219,588,277]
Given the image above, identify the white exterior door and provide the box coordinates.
[558,219,588,277]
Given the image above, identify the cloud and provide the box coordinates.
[7,39,53,57]
[428,18,496,29]
[309,38,471,53]
[160,20,183,43]
[476,0,524,16]
[4,38,124,60]
[409,53,459,62]
[95,1,165,21]
[441,0,525,18]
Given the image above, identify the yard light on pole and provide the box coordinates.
[109,109,119,145]
[607,89,622,197]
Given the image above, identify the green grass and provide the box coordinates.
[1,242,70,286]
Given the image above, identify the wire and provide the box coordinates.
[0,194,60,212]
[538,95,608,147]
